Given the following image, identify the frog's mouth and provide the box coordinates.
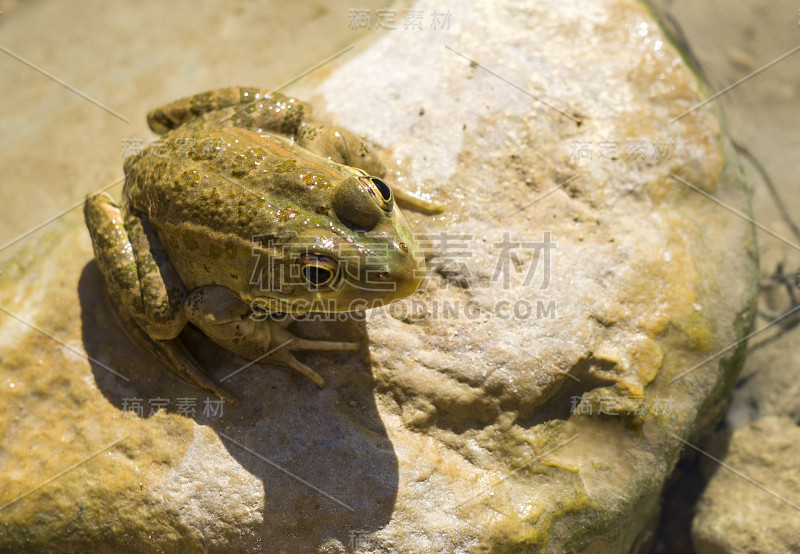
[250,253,425,315]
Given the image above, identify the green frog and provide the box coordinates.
[85,86,441,405]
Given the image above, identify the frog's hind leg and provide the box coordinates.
[147,87,267,134]
[85,193,148,324]
[84,193,238,405]
[84,193,186,341]
[147,86,310,136]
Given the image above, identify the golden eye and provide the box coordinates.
[360,176,393,212]
[299,254,338,287]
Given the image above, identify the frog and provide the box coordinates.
[84,86,442,406]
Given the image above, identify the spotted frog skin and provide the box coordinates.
[85,87,441,405]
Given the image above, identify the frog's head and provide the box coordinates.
[249,173,425,313]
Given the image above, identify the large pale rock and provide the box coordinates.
[692,417,800,553]
[0,0,757,551]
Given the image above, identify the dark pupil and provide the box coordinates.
[303,265,331,285]
[372,178,392,202]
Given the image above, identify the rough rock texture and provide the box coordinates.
[644,2,800,551]
[692,417,800,553]
[664,0,800,435]
[0,0,757,552]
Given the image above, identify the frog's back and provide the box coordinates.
[124,126,345,241]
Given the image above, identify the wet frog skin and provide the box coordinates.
[85,87,441,404]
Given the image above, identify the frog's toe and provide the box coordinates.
[392,187,445,214]
[270,348,326,388]
[269,324,360,352]
[149,335,240,406]
[292,338,361,351]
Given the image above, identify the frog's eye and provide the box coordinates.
[299,254,339,288]
[361,176,393,212]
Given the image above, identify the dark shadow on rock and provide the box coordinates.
[649,424,733,554]
[650,452,704,554]
[517,355,623,428]
[79,260,398,549]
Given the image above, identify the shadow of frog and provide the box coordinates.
[79,260,398,549]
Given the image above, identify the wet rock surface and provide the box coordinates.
[0,0,757,551]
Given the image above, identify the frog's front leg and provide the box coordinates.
[84,193,239,405]
[184,285,360,388]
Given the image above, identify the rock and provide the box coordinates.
[642,1,800,551]
[692,417,800,553]
[0,0,757,551]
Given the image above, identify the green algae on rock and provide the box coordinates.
[0,0,757,551]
